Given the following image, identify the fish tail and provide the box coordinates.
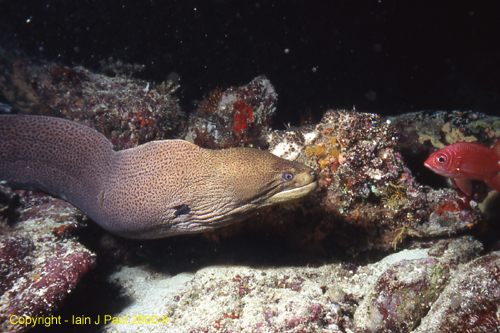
[486,173,500,193]
[493,140,500,157]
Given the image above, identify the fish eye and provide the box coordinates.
[282,172,294,182]
[437,155,447,163]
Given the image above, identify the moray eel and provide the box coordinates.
[0,115,317,239]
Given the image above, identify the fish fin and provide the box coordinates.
[493,140,500,156]
[454,178,472,196]
[486,173,500,193]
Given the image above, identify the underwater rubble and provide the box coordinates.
[1,58,500,332]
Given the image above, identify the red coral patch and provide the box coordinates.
[233,100,253,134]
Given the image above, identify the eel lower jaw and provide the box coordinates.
[266,180,318,204]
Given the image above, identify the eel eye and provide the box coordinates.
[283,172,294,182]
[437,155,447,163]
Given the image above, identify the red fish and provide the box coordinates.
[424,141,500,196]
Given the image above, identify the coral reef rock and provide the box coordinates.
[264,109,481,252]
[184,75,277,149]
[414,251,500,333]
[0,185,96,333]
[0,57,184,150]
[352,236,483,332]
[101,236,484,333]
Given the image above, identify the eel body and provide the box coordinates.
[0,115,317,239]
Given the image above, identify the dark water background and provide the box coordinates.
[1,0,499,125]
